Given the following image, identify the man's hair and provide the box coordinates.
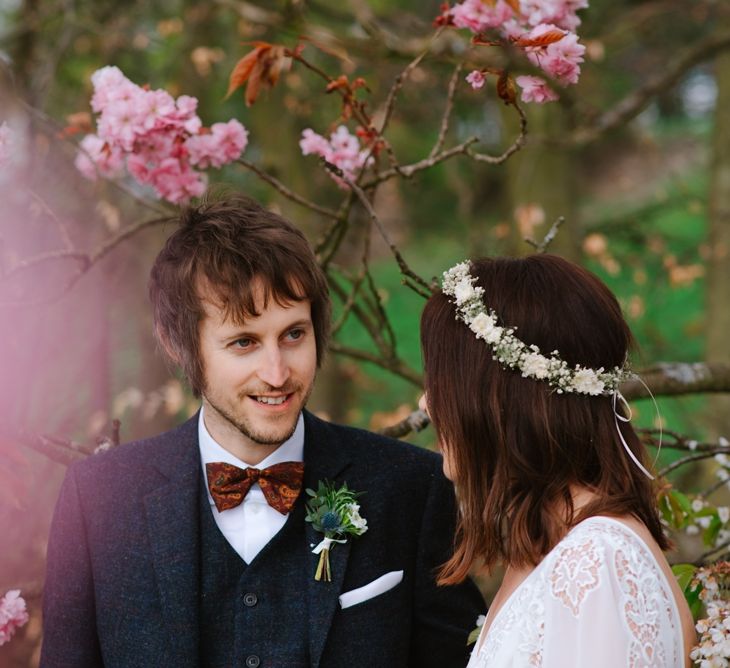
[149,193,331,397]
[420,254,668,585]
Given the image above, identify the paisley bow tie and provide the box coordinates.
[205,461,304,514]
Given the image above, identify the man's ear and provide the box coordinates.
[154,325,180,365]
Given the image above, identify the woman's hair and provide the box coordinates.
[420,254,668,585]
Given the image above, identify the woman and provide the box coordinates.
[419,255,695,667]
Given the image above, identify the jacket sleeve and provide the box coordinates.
[409,457,486,667]
[40,464,103,668]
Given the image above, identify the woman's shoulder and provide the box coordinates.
[541,515,674,615]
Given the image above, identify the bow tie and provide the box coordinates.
[205,461,304,514]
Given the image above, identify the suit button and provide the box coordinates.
[245,655,260,667]
[243,593,258,607]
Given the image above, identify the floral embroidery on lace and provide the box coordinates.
[549,537,602,615]
[611,526,675,668]
[465,518,682,668]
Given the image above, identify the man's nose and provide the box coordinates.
[257,345,290,388]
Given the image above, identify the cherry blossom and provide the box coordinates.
[516,75,559,103]
[76,66,249,204]
[466,70,486,90]
[0,590,29,646]
[447,0,589,103]
[299,125,372,188]
[451,0,514,33]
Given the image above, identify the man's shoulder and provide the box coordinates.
[304,411,441,471]
[69,414,198,480]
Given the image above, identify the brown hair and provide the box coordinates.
[420,254,668,585]
[149,192,331,397]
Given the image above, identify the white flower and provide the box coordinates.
[718,469,730,481]
[698,516,713,529]
[719,507,730,524]
[476,614,486,627]
[720,437,729,447]
[716,454,730,466]
[688,440,699,451]
[453,278,476,305]
[570,368,605,395]
[522,352,551,379]
[469,312,501,344]
[686,525,700,536]
[346,503,368,534]
[693,498,706,513]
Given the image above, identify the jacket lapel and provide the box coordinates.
[143,415,201,667]
[302,412,352,668]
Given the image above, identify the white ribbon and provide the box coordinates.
[612,383,662,480]
[311,536,347,554]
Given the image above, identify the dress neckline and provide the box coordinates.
[472,515,685,660]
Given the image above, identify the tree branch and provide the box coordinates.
[329,341,422,386]
[622,363,730,400]
[571,29,730,145]
[236,158,340,220]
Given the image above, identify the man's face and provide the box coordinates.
[198,279,317,461]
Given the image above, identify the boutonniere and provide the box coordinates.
[305,480,368,581]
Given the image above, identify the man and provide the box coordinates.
[41,194,484,667]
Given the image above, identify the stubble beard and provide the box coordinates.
[205,381,314,447]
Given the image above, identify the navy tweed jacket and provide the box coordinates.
[41,411,484,667]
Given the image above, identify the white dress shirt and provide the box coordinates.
[198,408,305,564]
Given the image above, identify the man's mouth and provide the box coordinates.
[252,394,291,406]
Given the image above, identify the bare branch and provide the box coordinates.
[1,215,170,305]
[236,158,340,220]
[0,425,87,466]
[429,64,462,160]
[329,341,422,386]
[380,409,430,439]
[524,216,565,253]
[378,27,444,138]
[571,29,730,146]
[622,363,730,400]
[466,101,528,164]
[365,136,480,187]
[659,450,730,477]
[324,161,434,296]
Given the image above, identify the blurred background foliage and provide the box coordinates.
[0,0,728,664]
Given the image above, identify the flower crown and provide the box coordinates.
[441,261,630,396]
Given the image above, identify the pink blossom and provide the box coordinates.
[516,75,559,103]
[77,66,249,204]
[75,134,125,180]
[451,0,514,33]
[465,70,486,90]
[0,590,29,646]
[298,126,372,188]
[521,24,585,87]
[521,0,588,31]
[186,120,248,169]
[299,128,331,156]
[149,158,207,204]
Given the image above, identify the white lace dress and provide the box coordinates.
[467,516,685,668]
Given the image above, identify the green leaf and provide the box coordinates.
[672,563,697,592]
[467,625,481,646]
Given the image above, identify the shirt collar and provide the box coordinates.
[198,406,305,470]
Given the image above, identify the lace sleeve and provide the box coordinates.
[539,520,680,668]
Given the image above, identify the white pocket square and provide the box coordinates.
[339,570,404,609]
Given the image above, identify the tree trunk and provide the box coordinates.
[706,46,730,437]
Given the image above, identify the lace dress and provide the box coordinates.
[467,516,685,668]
